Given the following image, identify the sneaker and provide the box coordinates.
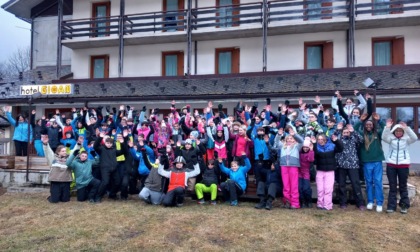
[340,204,347,209]
[400,207,408,214]
[265,201,272,210]
[376,205,383,213]
[197,199,205,205]
[94,197,102,203]
[366,203,373,210]
[255,201,266,209]
[386,209,395,213]
[210,200,217,205]
[359,206,366,211]
[176,203,184,207]
[230,200,238,206]
[290,206,300,210]
[282,201,291,209]
[89,199,95,204]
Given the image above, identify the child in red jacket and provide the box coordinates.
[158,156,200,207]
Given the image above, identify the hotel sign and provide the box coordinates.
[20,84,73,96]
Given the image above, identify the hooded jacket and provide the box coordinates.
[382,124,418,166]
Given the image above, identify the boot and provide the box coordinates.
[255,197,266,209]
[265,199,273,210]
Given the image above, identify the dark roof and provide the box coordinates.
[1,65,420,104]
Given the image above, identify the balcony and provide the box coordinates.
[61,0,420,49]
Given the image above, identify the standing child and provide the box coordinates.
[218,152,251,206]
[274,129,304,209]
[158,156,200,207]
[299,138,314,208]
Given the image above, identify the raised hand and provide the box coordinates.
[32,110,36,115]
[354,90,359,96]
[337,122,344,130]
[399,121,407,129]
[310,135,316,144]
[298,98,303,106]
[347,124,354,132]
[56,109,60,114]
[360,113,368,121]
[386,118,393,128]
[41,135,49,144]
[4,106,10,112]
[278,128,284,135]
[365,93,371,99]
[372,112,380,121]
[331,134,338,141]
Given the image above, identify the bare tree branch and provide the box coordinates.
[7,46,30,77]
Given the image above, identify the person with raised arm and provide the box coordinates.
[382,120,418,214]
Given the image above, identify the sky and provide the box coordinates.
[0,0,31,63]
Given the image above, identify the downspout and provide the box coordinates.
[30,19,34,70]
[347,0,355,67]
[262,0,268,72]
[186,0,192,75]
[56,0,63,79]
[118,0,125,77]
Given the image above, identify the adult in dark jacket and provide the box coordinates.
[30,110,47,157]
[311,133,343,210]
[47,119,62,153]
[94,132,128,201]
[336,124,365,210]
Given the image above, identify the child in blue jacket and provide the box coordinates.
[218,152,251,206]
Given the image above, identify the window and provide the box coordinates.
[304,0,332,20]
[374,104,420,137]
[92,2,110,37]
[90,55,109,79]
[215,48,240,74]
[163,0,185,32]
[304,41,333,69]
[216,0,240,28]
[417,107,420,134]
[372,37,404,66]
[162,51,184,76]
[373,0,403,15]
[376,107,391,122]
[397,107,414,129]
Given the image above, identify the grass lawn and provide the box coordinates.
[0,177,419,252]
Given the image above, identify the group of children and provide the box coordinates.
[4,90,417,213]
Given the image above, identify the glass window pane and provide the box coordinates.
[374,41,391,66]
[417,107,420,134]
[165,55,178,76]
[308,2,321,20]
[397,107,414,129]
[219,0,233,27]
[95,5,108,37]
[307,46,322,69]
[218,51,232,74]
[376,107,391,123]
[374,0,390,15]
[93,58,105,78]
[165,0,178,32]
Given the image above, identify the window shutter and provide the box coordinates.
[392,37,404,65]
[323,42,334,69]
[232,48,240,73]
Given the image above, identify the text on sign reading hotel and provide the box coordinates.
[20,84,73,96]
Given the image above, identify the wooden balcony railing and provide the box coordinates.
[61,0,420,40]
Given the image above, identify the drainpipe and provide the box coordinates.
[347,0,355,67]
[118,0,125,77]
[56,0,63,79]
[262,0,268,72]
[187,0,192,76]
